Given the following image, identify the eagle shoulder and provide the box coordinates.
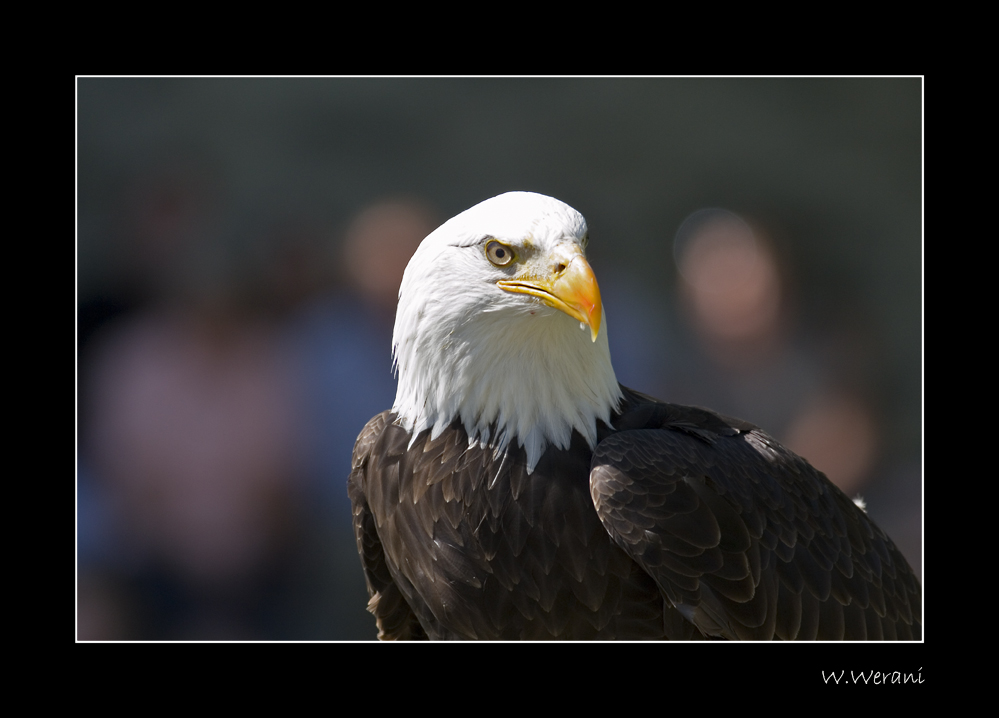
[590,389,921,640]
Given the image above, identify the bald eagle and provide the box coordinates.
[348,192,921,640]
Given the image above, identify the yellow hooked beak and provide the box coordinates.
[496,244,603,342]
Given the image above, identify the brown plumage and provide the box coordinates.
[349,387,920,640]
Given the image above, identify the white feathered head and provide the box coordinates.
[391,191,622,472]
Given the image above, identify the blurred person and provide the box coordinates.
[674,208,785,371]
[84,273,304,639]
[79,164,314,638]
[280,197,440,637]
[78,165,226,463]
[666,209,877,485]
[285,197,439,516]
[343,200,440,317]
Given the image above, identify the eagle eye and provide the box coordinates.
[485,240,515,267]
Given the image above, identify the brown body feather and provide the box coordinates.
[349,386,921,640]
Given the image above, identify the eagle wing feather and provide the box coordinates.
[589,393,921,640]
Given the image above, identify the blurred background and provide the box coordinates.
[76,77,922,640]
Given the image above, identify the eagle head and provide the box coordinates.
[391,191,623,471]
